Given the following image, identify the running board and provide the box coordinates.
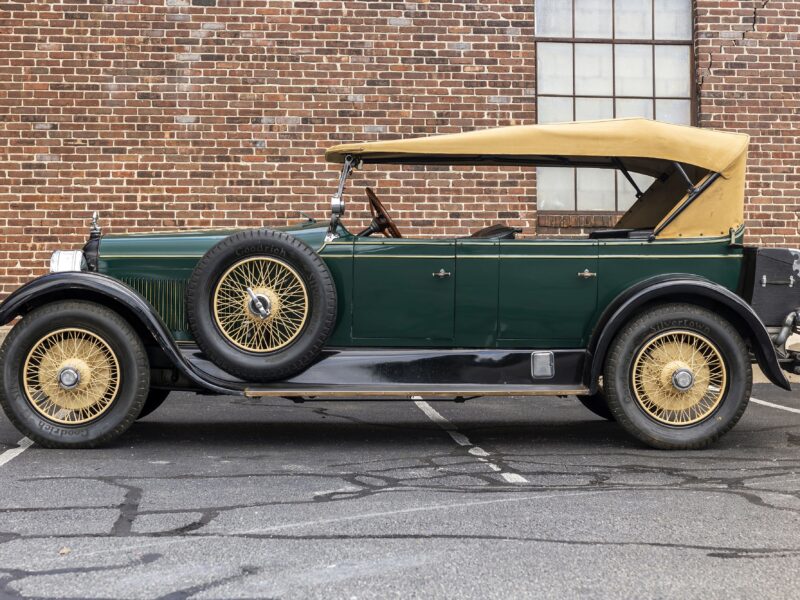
[244,385,589,398]
[169,345,590,396]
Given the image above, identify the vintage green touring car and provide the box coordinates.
[1,119,798,449]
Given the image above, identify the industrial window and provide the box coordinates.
[535,0,693,213]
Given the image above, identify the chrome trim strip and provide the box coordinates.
[497,254,742,260]
[244,387,590,398]
[101,255,205,259]
[368,254,741,260]
[352,254,456,259]
[103,253,741,260]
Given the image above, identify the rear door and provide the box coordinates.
[351,238,456,344]
[497,239,599,347]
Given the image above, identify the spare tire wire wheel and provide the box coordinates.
[186,229,337,382]
[213,256,309,353]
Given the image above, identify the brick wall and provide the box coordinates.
[0,1,798,297]
[0,0,536,295]
[696,0,800,245]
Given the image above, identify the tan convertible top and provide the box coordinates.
[326,119,749,238]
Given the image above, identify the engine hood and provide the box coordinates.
[99,220,330,258]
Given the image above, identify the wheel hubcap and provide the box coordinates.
[57,366,81,390]
[671,368,694,391]
[246,292,272,319]
[631,330,727,426]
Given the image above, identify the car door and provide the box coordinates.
[497,239,598,347]
[351,238,456,344]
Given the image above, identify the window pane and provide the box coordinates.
[654,0,692,40]
[655,45,690,97]
[537,43,574,95]
[576,97,613,121]
[538,96,574,123]
[575,0,612,38]
[538,167,576,211]
[615,0,653,40]
[575,44,613,96]
[656,99,691,124]
[615,45,653,97]
[617,172,654,210]
[577,169,616,211]
[616,97,654,118]
[536,0,573,37]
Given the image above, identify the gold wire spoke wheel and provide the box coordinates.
[213,256,309,353]
[22,328,121,425]
[631,330,727,426]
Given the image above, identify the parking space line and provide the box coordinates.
[0,437,33,467]
[751,397,800,415]
[414,400,529,484]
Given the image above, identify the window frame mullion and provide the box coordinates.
[535,0,694,216]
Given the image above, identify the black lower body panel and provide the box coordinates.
[154,346,589,398]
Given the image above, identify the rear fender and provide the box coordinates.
[586,275,791,392]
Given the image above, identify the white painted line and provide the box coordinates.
[414,400,529,484]
[501,473,529,484]
[0,437,33,467]
[240,489,605,535]
[751,397,800,415]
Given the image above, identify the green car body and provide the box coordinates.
[99,222,745,350]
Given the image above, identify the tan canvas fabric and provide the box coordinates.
[326,119,748,239]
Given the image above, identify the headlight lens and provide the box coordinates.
[50,250,86,273]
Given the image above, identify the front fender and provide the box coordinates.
[0,272,234,394]
[587,276,791,392]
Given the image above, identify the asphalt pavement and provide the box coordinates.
[0,385,799,599]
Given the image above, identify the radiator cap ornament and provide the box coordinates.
[89,211,101,239]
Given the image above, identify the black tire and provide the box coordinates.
[576,388,615,421]
[0,301,149,448]
[604,303,751,450]
[137,389,169,420]
[186,229,337,382]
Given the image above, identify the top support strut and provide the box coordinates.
[327,154,356,238]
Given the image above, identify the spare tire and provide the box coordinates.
[186,229,337,382]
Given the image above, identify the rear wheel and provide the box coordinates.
[604,303,751,450]
[0,301,149,448]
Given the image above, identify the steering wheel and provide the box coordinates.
[361,187,403,238]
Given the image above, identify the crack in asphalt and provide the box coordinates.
[0,553,161,600]
[155,565,264,600]
[3,457,800,538]
[110,481,143,537]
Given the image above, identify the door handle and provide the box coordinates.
[432,268,451,279]
[577,268,597,279]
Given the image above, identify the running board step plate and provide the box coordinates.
[244,385,589,398]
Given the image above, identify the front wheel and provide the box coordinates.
[0,301,149,448]
[603,303,751,450]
